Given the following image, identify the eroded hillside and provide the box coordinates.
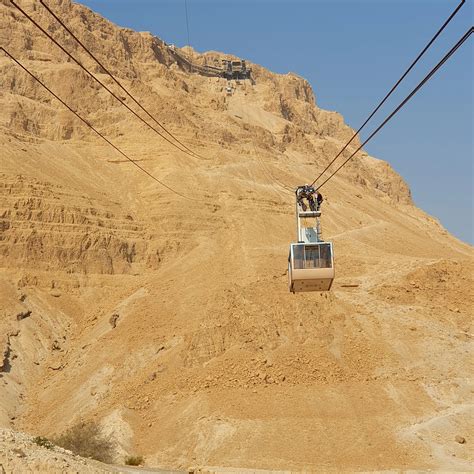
[0,0,473,472]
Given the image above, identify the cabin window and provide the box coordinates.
[318,243,332,268]
[293,245,305,269]
[293,244,332,269]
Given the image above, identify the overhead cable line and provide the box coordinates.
[310,0,466,187]
[235,85,293,196]
[315,27,473,190]
[10,0,200,161]
[184,0,191,48]
[38,0,205,160]
[0,47,192,200]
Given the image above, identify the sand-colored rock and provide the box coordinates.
[0,427,113,473]
[0,0,473,472]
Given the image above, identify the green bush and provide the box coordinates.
[125,455,144,466]
[53,421,114,463]
[33,436,54,449]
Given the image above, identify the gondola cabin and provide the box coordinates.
[288,241,334,292]
[288,185,335,293]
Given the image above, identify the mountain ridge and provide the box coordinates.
[0,0,472,471]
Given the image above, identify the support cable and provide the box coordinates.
[184,0,195,74]
[11,0,199,161]
[315,27,473,190]
[184,0,191,48]
[38,0,205,160]
[311,0,466,187]
[0,47,193,200]
[235,84,293,196]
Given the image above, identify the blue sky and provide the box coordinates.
[78,0,473,244]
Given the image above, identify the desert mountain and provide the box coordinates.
[0,0,473,471]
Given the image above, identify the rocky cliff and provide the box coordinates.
[0,0,472,472]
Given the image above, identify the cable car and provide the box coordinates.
[288,186,334,292]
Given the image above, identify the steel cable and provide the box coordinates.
[1,47,196,200]
[184,0,191,48]
[235,83,293,196]
[11,0,200,161]
[315,27,473,190]
[311,0,466,187]
[38,0,205,161]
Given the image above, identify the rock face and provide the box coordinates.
[0,175,150,273]
[0,0,473,472]
[0,427,112,473]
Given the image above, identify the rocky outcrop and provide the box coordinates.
[0,427,112,473]
[0,175,149,273]
[0,1,471,471]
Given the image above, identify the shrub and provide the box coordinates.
[53,421,114,463]
[125,455,144,466]
[33,436,54,449]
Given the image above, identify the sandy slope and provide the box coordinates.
[0,0,473,471]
